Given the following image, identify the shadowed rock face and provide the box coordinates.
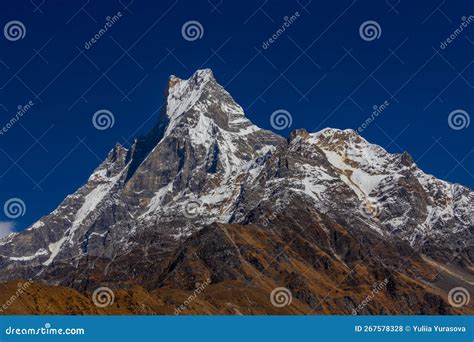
[0,69,472,315]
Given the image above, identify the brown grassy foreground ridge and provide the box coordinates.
[1,225,472,315]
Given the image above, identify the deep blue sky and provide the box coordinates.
[0,0,473,232]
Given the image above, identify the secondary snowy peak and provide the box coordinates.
[284,126,472,252]
[311,128,394,165]
[285,128,401,199]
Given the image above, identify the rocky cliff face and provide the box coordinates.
[0,69,472,314]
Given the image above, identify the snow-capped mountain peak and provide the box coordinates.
[163,69,261,140]
[165,69,216,123]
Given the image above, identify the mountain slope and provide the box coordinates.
[0,69,472,315]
